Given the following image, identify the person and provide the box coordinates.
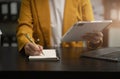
[16,0,103,56]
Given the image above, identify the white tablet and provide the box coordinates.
[61,20,112,42]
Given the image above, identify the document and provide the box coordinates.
[29,49,60,61]
[61,20,112,42]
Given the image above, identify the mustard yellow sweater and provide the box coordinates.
[16,0,94,52]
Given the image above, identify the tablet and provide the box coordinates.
[61,20,112,42]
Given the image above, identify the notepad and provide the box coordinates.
[29,49,60,61]
[62,20,112,42]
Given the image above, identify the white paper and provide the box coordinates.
[29,49,59,60]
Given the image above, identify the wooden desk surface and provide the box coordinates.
[0,47,120,72]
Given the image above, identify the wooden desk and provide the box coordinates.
[0,47,120,71]
[1,47,120,78]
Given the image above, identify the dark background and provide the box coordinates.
[0,0,120,47]
[0,0,20,47]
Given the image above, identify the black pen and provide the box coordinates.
[24,33,44,55]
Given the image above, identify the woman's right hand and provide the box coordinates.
[24,42,43,56]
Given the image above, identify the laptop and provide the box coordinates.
[81,47,120,62]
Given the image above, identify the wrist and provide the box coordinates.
[87,39,103,50]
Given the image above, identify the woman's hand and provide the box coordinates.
[82,31,103,44]
[24,42,43,56]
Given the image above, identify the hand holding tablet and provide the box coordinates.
[61,20,112,42]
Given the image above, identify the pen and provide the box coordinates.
[24,33,44,55]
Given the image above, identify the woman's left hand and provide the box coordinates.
[82,31,103,44]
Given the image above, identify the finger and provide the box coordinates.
[86,32,103,37]
[38,45,44,55]
[32,45,43,55]
[86,33,103,41]
[28,43,40,51]
[25,47,35,56]
[25,43,40,56]
[90,36,103,44]
[82,32,103,42]
[26,49,40,56]
[94,32,103,37]
[33,52,41,56]
[38,45,43,51]
[83,35,100,44]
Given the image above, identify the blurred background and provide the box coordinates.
[0,0,120,47]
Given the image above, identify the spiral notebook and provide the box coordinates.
[29,49,60,61]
